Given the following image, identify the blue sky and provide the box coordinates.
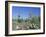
[12,6,40,19]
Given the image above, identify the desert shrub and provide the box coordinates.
[29,16,40,29]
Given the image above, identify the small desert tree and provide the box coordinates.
[17,14,23,23]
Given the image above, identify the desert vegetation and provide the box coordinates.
[12,12,40,30]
